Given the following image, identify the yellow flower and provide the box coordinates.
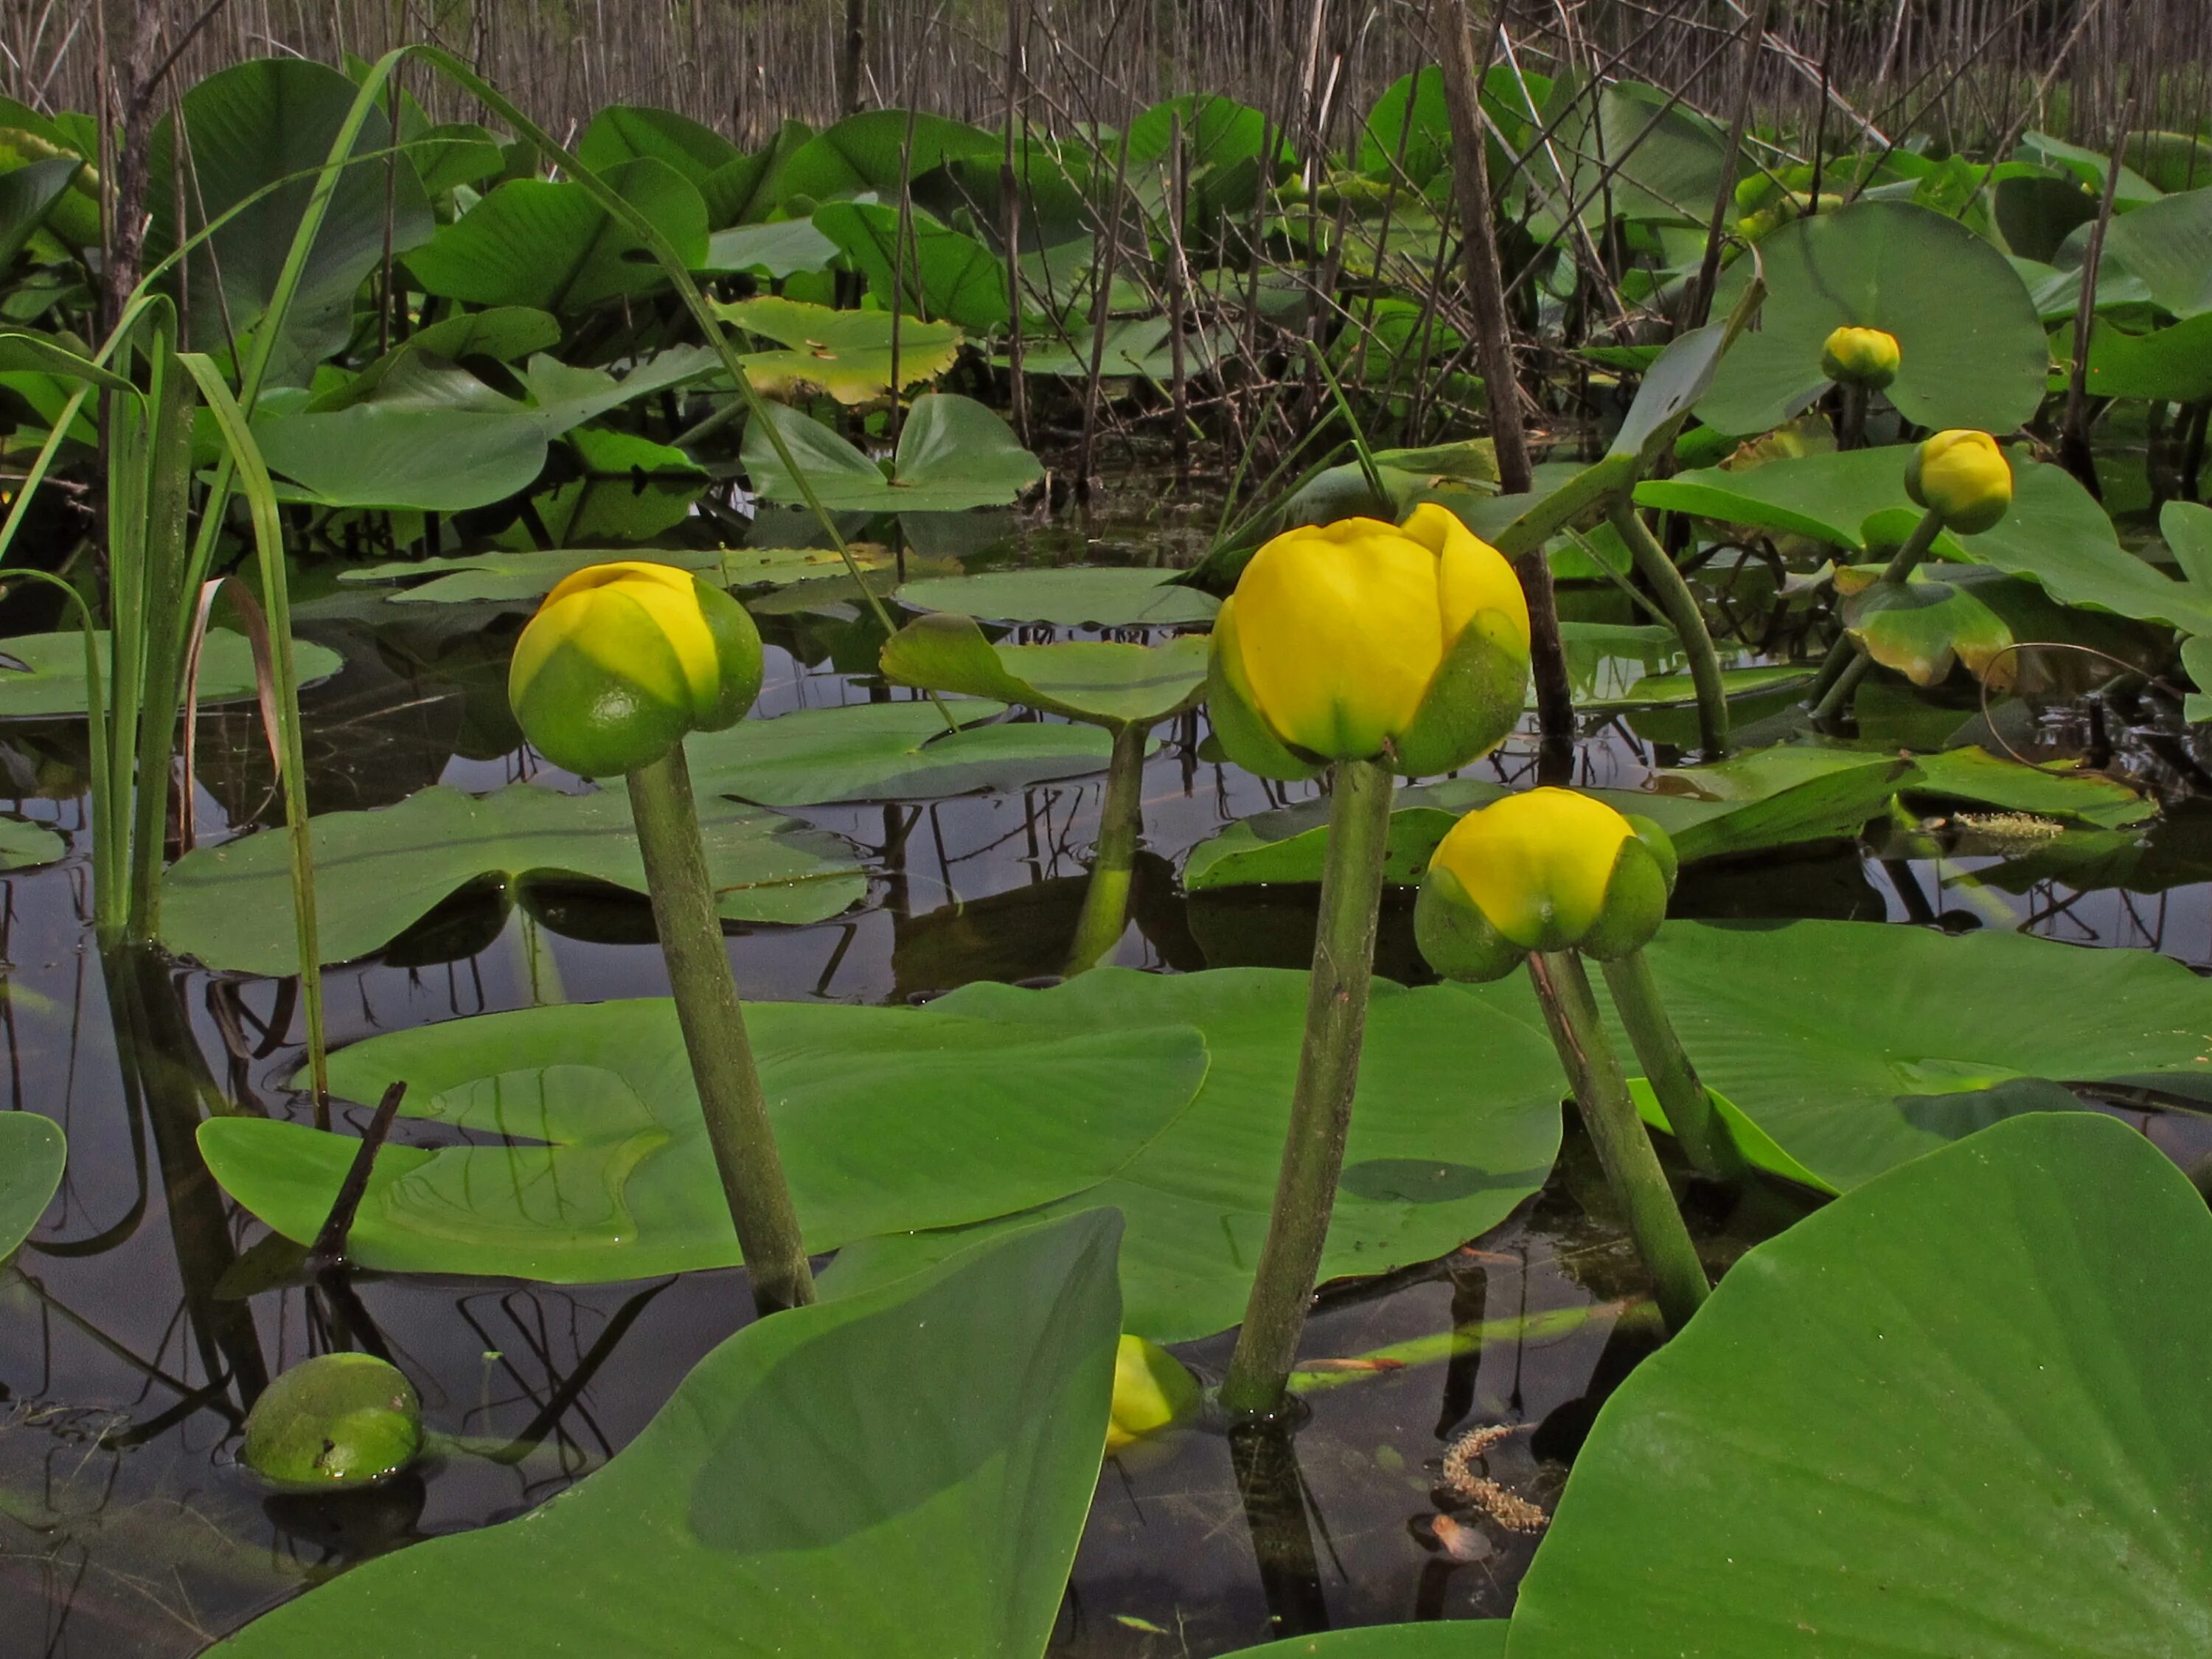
[1905,430,2013,536]
[1208,503,1531,778]
[509,560,763,777]
[1415,789,1677,981]
[1105,1335,1200,1451]
[1819,325,1901,390]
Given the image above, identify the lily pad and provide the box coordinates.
[0,817,63,871]
[338,544,911,608]
[160,783,864,974]
[880,614,1210,731]
[684,698,1119,805]
[0,1111,64,1260]
[207,1209,1122,1659]
[201,1004,1203,1281]
[1232,1627,1505,1658]
[698,218,838,278]
[813,201,1013,335]
[1840,567,2020,687]
[717,296,961,405]
[1508,1113,2212,1658]
[822,966,1565,1342]
[0,630,342,719]
[895,568,1219,627]
[743,394,1042,512]
[1009,316,1240,380]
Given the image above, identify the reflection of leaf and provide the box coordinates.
[0,630,341,718]
[880,613,1209,731]
[161,782,863,973]
[1509,1114,2212,1659]
[743,394,1041,511]
[0,1112,63,1260]
[717,293,961,404]
[822,967,1563,1341]
[896,567,1218,627]
[206,1211,1122,1659]
[0,818,62,872]
[199,1004,1203,1281]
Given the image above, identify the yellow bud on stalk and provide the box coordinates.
[1905,430,2013,537]
[1208,503,1531,779]
[1820,324,1901,390]
[1106,1335,1201,1451]
[509,561,764,778]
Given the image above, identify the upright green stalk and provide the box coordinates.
[1526,949,1710,1332]
[1807,503,1947,720]
[1599,947,1743,1181]
[625,743,815,1314]
[1064,722,1149,975]
[1221,756,1397,1416]
[1608,499,1729,757]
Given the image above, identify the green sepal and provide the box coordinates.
[690,576,765,733]
[1390,608,1531,779]
[1205,599,1324,782]
[512,632,692,778]
[1579,820,1677,962]
[1413,863,1528,984]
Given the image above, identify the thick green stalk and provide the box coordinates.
[1599,947,1744,1181]
[1609,499,1729,757]
[124,330,198,940]
[1526,949,1710,1332]
[1806,503,1947,715]
[1063,721,1149,975]
[625,743,815,1315]
[1220,756,1397,1416]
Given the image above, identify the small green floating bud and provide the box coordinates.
[508,560,764,778]
[243,1353,422,1489]
[1905,430,2013,536]
[1820,324,1901,390]
[1106,1335,1200,1451]
[1414,789,1677,982]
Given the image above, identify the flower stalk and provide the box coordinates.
[1598,947,1743,1181]
[1064,720,1150,975]
[1807,502,1947,721]
[1608,499,1730,757]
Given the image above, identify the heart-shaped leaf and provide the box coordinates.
[0,630,341,718]
[0,1111,63,1260]
[718,295,961,405]
[1840,567,2019,686]
[895,567,1219,627]
[880,613,1210,731]
[743,394,1041,511]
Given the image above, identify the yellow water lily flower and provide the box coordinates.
[1208,503,1531,779]
[1106,1335,1201,1452]
[1820,324,1901,390]
[1905,430,2013,536]
[509,560,763,777]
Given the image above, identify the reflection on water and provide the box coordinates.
[3,519,2211,1655]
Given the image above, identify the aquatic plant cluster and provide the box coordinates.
[2,7,2212,1656]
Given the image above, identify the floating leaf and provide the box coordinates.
[880,614,1210,731]
[774,111,1001,209]
[1508,1113,2212,1659]
[822,967,1564,1342]
[1008,316,1240,380]
[1232,1627,1506,1658]
[0,630,341,719]
[0,817,64,871]
[199,1006,1202,1281]
[698,218,838,277]
[0,1111,63,1260]
[813,201,1012,335]
[2093,181,2212,317]
[161,782,863,974]
[338,545,906,608]
[717,294,961,404]
[743,394,1040,511]
[207,1210,1122,1659]
[1840,568,2020,687]
[896,568,1218,627]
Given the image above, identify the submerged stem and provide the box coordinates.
[1599,947,1744,1182]
[625,744,815,1315]
[1064,721,1150,975]
[1220,756,1397,1416]
[1609,500,1730,758]
[1526,949,1710,1332]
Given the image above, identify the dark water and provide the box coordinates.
[4,501,2211,1657]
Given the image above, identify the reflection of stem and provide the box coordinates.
[1807,503,1946,721]
[1598,948,1744,1181]
[1609,500,1729,757]
[1526,950,1709,1332]
[625,745,815,1314]
[1230,1419,1332,1638]
[1063,721,1148,975]
[518,908,564,1005]
[1221,757,1396,1416]
[310,1082,406,1263]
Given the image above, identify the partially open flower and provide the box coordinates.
[1107,1335,1201,1451]
[1415,789,1677,983]
[509,561,763,777]
[1207,503,1531,779]
[1905,430,2012,536]
[1820,324,1901,390]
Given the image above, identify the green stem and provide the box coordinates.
[1837,380,1868,451]
[1806,504,1946,714]
[1526,949,1710,1332]
[1064,721,1149,975]
[1220,755,1397,1417]
[625,744,815,1315]
[1287,1297,1658,1395]
[1598,947,1744,1181]
[1609,500,1729,757]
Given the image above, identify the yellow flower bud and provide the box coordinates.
[1819,325,1900,390]
[1105,1335,1200,1451]
[509,561,764,777]
[1208,503,1531,779]
[1905,429,2013,536]
[1415,790,1677,981]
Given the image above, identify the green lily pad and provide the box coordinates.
[743,394,1041,512]
[0,1111,64,1260]
[684,699,1119,805]
[243,1354,422,1489]
[821,967,1564,1342]
[0,630,342,719]
[1231,1626,1506,1658]
[337,544,910,607]
[2077,310,2212,402]
[813,201,1012,335]
[895,568,1219,627]
[160,782,863,974]
[717,296,962,405]
[0,817,63,871]
[1007,316,1240,380]
[2093,182,2212,317]
[1695,200,2048,436]
[201,1004,1203,1281]
[880,614,1210,731]
[207,1209,1121,1659]
[698,218,838,277]
[1841,568,2019,686]
[1507,1113,2212,1658]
